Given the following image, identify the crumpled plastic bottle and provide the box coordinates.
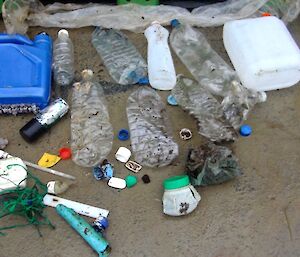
[71,69,113,167]
[170,21,267,128]
[92,27,147,85]
[172,75,237,142]
[126,87,179,167]
[186,142,242,186]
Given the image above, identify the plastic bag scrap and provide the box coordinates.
[186,143,242,186]
[3,0,299,35]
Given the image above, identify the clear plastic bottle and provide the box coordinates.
[53,29,75,87]
[170,20,266,129]
[92,27,147,85]
[126,87,179,167]
[144,21,177,90]
[170,20,239,97]
[172,75,237,142]
[71,70,113,167]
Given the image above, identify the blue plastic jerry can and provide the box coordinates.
[0,33,52,110]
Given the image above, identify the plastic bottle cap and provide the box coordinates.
[59,147,72,160]
[118,129,130,141]
[163,175,190,190]
[262,12,272,17]
[125,175,137,188]
[167,95,178,106]
[115,147,131,163]
[58,29,69,37]
[138,77,149,85]
[239,124,252,137]
[171,19,180,28]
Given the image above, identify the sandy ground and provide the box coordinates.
[0,16,300,257]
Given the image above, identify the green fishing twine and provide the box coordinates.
[0,164,55,236]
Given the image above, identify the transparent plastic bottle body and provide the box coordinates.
[170,23,239,96]
[170,22,266,128]
[53,29,75,87]
[71,70,113,167]
[126,87,178,167]
[172,75,237,142]
[92,27,147,85]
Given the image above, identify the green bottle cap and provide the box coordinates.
[125,175,138,188]
[163,175,190,190]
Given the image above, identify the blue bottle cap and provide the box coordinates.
[167,95,178,106]
[118,129,130,141]
[138,77,149,85]
[239,124,252,137]
[171,19,180,28]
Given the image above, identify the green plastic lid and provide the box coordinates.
[163,175,190,190]
[125,175,138,188]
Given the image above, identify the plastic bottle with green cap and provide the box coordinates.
[162,175,201,216]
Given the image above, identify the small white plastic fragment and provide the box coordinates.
[43,194,109,218]
[115,147,131,163]
[108,177,126,189]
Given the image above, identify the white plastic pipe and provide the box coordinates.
[43,194,109,218]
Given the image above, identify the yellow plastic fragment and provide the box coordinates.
[38,153,61,168]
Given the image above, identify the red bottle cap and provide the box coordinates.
[59,147,72,160]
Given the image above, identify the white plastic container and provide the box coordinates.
[145,22,176,90]
[0,157,27,192]
[162,175,201,216]
[223,16,300,91]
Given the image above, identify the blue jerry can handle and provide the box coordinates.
[0,33,34,45]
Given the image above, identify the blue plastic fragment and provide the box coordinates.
[167,95,178,106]
[118,129,130,141]
[93,216,109,233]
[171,19,180,28]
[93,160,114,180]
[138,77,149,85]
[239,124,252,137]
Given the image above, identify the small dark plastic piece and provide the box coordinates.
[142,174,150,184]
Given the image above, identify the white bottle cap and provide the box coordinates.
[58,29,69,37]
[115,147,131,163]
[108,177,126,189]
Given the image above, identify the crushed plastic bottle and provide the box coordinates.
[53,29,75,87]
[71,70,113,167]
[92,27,147,85]
[170,21,240,97]
[126,87,179,167]
[172,75,237,142]
[170,21,267,128]
[221,81,267,129]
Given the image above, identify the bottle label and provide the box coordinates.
[36,98,69,126]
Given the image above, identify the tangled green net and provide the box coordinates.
[0,165,54,235]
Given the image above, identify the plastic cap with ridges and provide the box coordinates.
[163,175,190,190]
